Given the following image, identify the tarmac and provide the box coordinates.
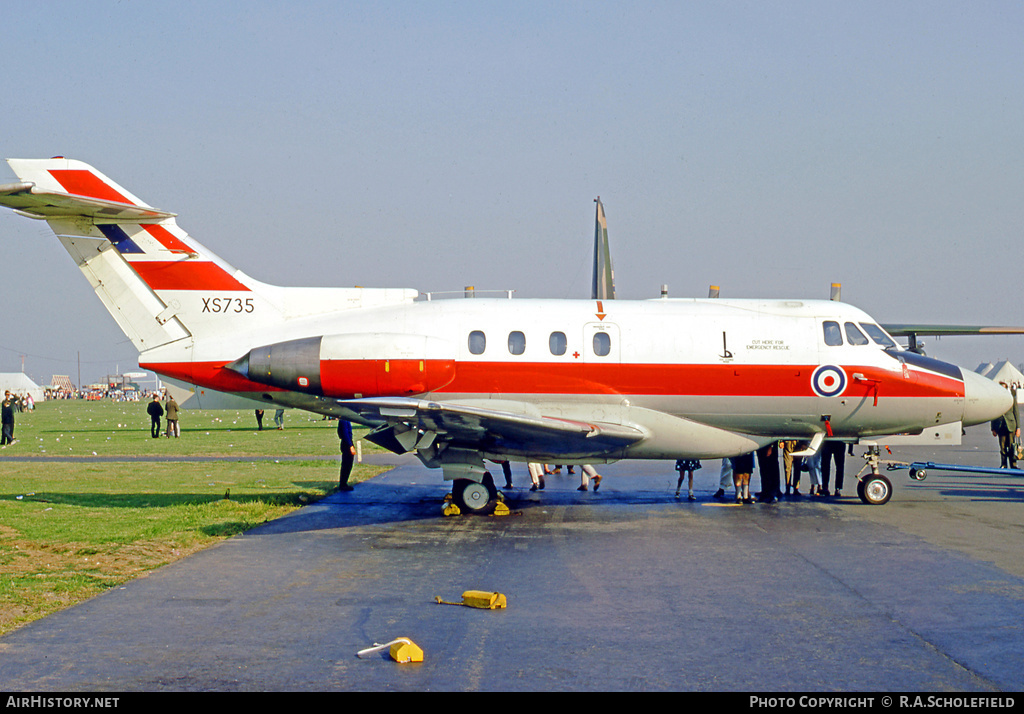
[1,425,1023,692]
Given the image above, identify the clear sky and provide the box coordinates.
[1,1,1023,385]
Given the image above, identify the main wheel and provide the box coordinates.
[858,474,892,505]
[452,474,498,515]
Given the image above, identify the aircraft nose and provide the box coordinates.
[961,370,1013,427]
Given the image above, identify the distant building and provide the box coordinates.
[50,375,75,392]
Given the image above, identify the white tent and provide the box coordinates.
[0,373,45,403]
[975,361,1024,403]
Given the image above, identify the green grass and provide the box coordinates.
[0,399,389,635]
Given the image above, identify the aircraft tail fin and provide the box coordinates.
[591,197,615,300]
[0,158,417,355]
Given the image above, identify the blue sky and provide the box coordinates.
[2,1,1023,384]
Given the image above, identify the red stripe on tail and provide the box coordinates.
[131,261,250,291]
[49,169,133,204]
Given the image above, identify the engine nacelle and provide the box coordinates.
[227,333,457,398]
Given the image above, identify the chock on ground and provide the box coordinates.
[435,590,508,609]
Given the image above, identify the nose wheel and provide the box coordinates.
[856,473,892,505]
[855,445,893,505]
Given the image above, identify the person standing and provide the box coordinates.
[820,440,846,497]
[255,409,265,430]
[164,395,180,438]
[578,464,603,492]
[1,391,15,446]
[731,452,755,504]
[338,419,355,491]
[274,409,285,429]
[675,458,700,500]
[713,458,732,499]
[756,442,781,503]
[992,383,1020,468]
[146,395,164,439]
[782,440,804,496]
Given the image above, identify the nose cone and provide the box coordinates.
[962,370,1013,426]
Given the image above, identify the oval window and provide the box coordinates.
[593,331,611,357]
[468,330,486,355]
[508,331,526,355]
[549,331,567,356]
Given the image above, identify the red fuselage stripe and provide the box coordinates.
[142,359,964,400]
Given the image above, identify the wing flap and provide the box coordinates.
[341,397,646,460]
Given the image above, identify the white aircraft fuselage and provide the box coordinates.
[0,158,1012,510]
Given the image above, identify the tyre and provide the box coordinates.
[858,474,892,505]
[452,474,498,515]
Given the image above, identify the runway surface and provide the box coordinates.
[1,426,1022,692]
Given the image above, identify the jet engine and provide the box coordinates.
[226,333,456,398]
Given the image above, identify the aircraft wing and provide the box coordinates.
[882,324,1024,337]
[881,323,1024,353]
[336,396,646,461]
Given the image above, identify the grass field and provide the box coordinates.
[0,399,389,635]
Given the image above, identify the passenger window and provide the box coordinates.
[468,330,486,355]
[823,321,843,346]
[508,331,526,355]
[860,323,897,348]
[549,331,567,356]
[844,322,869,345]
[593,331,611,357]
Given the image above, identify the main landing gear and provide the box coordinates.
[451,473,500,515]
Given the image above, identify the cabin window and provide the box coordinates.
[468,330,486,355]
[593,331,612,357]
[860,323,897,349]
[823,321,843,346]
[549,331,567,356]
[844,322,869,346]
[508,331,526,355]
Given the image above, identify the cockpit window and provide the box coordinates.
[859,323,897,349]
[844,322,869,345]
[823,321,843,346]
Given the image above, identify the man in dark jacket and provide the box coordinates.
[147,395,164,439]
[338,419,355,491]
[992,383,1020,468]
[1,391,15,446]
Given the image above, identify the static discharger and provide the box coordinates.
[435,590,508,610]
[356,637,424,664]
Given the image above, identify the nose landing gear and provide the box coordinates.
[855,445,893,505]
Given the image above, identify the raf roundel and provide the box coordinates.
[812,365,847,397]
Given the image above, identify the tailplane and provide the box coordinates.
[0,158,417,356]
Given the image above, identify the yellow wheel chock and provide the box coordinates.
[356,637,424,664]
[442,493,461,517]
[435,590,508,610]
